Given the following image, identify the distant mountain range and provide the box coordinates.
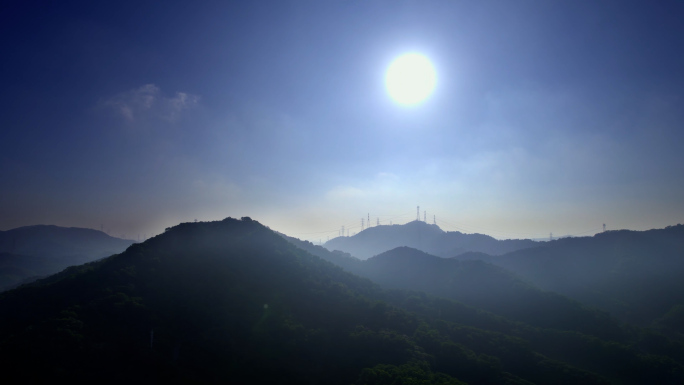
[323,220,539,259]
[0,225,134,291]
[282,235,623,339]
[480,225,684,327]
[288,223,684,332]
[3,218,682,384]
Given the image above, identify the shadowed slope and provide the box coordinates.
[488,225,684,326]
[0,225,133,291]
[1,218,682,384]
[352,246,624,340]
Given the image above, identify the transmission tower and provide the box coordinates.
[549,232,553,241]
[368,213,370,227]
[361,217,365,230]
[417,206,420,221]
[433,215,436,225]
[603,223,606,232]
[424,211,426,222]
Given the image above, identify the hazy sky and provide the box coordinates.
[2,0,684,241]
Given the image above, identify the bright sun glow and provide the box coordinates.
[386,53,436,105]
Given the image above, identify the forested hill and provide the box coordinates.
[278,236,627,341]
[0,225,133,258]
[278,231,362,271]
[486,224,684,327]
[324,220,539,259]
[0,225,134,291]
[2,218,683,384]
[361,247,626,339]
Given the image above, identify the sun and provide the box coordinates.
[385,53,436,105]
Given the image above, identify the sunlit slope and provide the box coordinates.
[0,218,681,384]
[489,225,684,326]
[324,220,538,260]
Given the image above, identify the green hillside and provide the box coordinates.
[1,218,682,384]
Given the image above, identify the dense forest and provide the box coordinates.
[1,218,683,383]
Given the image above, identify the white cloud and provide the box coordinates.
[161,91,200,122]
[102,84,199,122]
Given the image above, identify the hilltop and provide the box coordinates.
[323,220,539,259]
[3,218,682,383]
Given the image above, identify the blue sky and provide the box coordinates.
[2,0,684,241]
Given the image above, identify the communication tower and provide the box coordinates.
[362,217,365,230]
[417,206,420,221]
[603,223,606,232]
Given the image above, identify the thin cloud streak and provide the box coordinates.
[102,84,199,123]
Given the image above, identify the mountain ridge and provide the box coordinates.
[4,217,681,383]
[323,220,539,259]
[484,224,684,326]
[280,237,626,341]
[0,224,134,291]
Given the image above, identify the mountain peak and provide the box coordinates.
[324,220,537,259]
